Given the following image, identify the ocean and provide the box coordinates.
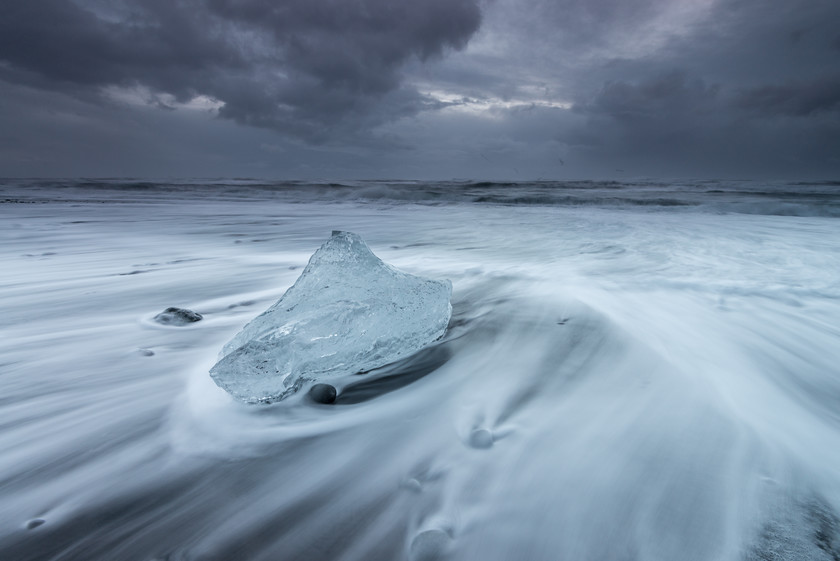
[1,178,839,560]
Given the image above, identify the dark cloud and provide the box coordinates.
[736,77,840,117]
[582,72,720,123]
[0,2,235,93]
[522,0,667,47]
[1,0,840,178]
[426,0,840,177]
[0,0,481,142]
[207,0,479,83]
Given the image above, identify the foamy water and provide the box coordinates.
[1,179,839,560]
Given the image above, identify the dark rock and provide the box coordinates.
[309,383,337,404]
[26,519,45,530]
[154,307,203,326]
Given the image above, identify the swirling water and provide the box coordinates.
[1,179,839,560]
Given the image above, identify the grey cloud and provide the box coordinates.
[581,72,720,123]
[479,0,671,59]
[526,0,664,44]
[555,65,840,177]
[0,2,235,94]
[571,69,840,149]
[736,77,840,117]
[207,0,479,85]
[651,0,840,87]
[498,0,840,176]
[0,0,481,142]
[3,0,840,179]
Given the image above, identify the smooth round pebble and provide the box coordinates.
[26,518,45,530]
[309,383,337,404]
[410,529,450,561]
[469,428,494,449]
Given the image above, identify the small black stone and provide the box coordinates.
[309,384,337,404]
[26,518,45,530]
[153,307,203,325]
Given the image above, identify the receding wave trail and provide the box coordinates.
[0,180,839,560]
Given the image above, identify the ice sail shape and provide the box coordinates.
[210,231,452,403]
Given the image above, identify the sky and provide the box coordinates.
[1,0,839,180]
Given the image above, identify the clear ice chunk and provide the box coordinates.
[210,231,452,403]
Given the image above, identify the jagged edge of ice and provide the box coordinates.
[209,231,452,403]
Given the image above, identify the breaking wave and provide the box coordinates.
[4,178,839,217]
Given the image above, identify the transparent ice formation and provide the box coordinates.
[210,231,452,403]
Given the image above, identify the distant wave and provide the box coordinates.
[2,178,839,217]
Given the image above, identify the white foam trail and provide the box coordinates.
[1,181,839,560]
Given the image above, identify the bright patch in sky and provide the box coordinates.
[103,85,225,112]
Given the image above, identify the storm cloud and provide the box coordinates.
[0,0,480,141]
[736,77,840,118]
[1,0,839,178]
